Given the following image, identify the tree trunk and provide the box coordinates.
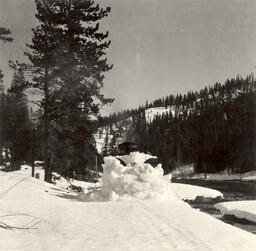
[31,127,35,177]
[203,161,207,179]
[0,94,3,165]
[43,68,52,183]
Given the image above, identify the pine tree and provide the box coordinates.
[5,70,32,168]
[0,26,13,164]
[25,0,113,181]
[0,77,5,165]
[0,27,13,43]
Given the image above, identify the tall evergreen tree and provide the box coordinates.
[0,26,13,164]
[0,27,13,43]
[5,70,32,168]
[0,75,5,165]
[26,0,113,181]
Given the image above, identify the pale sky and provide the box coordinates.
[0,0,256,114]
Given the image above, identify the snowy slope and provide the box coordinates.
[0,179,255,251]
[1,167,256,250]
[215,201,256,223]
[145,106,176,123]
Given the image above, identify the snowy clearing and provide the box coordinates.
[0,153,255,250]
[1,171,256,251]
[215,201,256,223]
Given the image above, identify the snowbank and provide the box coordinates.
[52,173,101,193]
[170,165,194,179]
[215,201,256,223]
[242,175,256,181]
[84,152,177,201]
[189,172,242,180]
[5,159,224,203]
[171,183,223,201]
[242,171,256,181]
[171,168,256,181]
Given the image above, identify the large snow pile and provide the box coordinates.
[215,201,256,223]
[84,152,177,201]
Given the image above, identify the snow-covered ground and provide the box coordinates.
[19,164,101,193]
[242,175,256,181]
[215,201,256,223]
[191,173,242,180]
[1,171,256,250]
[0,153,255,251]
[171,183,223,201]
[241,171,256,182]
[172,166,256,182]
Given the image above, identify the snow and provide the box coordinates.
[1,171,256,251]
[171,183,223,201]
[145,106,176,123]
[15,164,102,193]
[52,173,101,192]
[94,127,110,153]
[171,164,195,179]
[191,172,242,180]
[115,152,157,166]
[242,175,256,181]
[82,152,177,201]
[20,164,45,181]
[1,154,256,250]
[242,171,256,181]
[188,172,256,181]
[172,167,256,181]
[215,201,256,223]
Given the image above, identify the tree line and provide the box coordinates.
[104,75,256,175]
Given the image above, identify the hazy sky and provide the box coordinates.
[0,0,256,114]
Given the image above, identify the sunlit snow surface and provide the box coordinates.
[242,171,256,182]
[215,201,256,223]
[81,152,177,201]
[170,183,223,201]
[0,154,255,251]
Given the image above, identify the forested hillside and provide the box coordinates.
[98,74,256,175]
